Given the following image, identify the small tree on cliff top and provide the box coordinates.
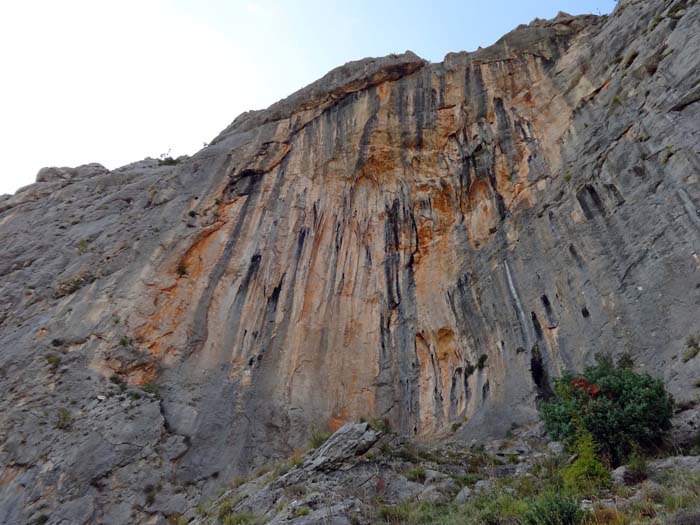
[540,354,674,465]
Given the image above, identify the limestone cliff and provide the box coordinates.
[1,0,699,522]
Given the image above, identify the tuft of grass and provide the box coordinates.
[253,464,273,477]
[218,500,233,520]
[378,503,411,523]
[288,450,304,469]
[110,374,127,392]
[142,382,160,398]
[649,15,662,31]
[292,506,310,517]
[229,476,248,489]
[624,447,648,485]
[56,407,72,430]
[662,145,674,164]
[167,514,188,525]
[77,239,89,255]
[683,336,700,362]
[176,261,188,277]
[366,417,391,433]
[452,472,482,488]
[119,336,131,347]
[222,512,261,525]
[46,353,61,370]
[405,467,427,483]
[393,445,420,463]
[308,427,332,449]
[523,491,583,525]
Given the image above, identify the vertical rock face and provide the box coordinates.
[1,0,699,522]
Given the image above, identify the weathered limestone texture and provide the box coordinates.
[0,0,699,522]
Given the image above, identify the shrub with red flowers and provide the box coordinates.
[540,353,674,465]
[569,376,602,399]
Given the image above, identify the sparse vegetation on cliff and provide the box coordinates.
[182,417,700,525]
[55,408,72,430]
[45,353,61,370]
[684,335,700,362]
[308,427,332,449]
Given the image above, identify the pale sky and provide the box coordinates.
[0,0,616,195]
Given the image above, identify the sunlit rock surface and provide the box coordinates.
[1,0,699,522]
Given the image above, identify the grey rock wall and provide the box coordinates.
[0,0,699,522]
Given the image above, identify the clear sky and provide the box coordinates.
[0,0,616,195]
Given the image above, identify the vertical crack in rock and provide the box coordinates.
[504,260,532,349]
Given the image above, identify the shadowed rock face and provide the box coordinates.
[1,0,699,522]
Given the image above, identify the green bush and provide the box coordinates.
[562,432,610,496]
[540,354,673,464]
[523,491,584,525]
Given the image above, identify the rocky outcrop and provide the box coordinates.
[1,0,699,522]
[144,423,700,525]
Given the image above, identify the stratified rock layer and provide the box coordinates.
[1,0,699,522]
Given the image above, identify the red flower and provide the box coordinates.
[588,384,600,398]
[571,377,600,399]
[571,377,588,390]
